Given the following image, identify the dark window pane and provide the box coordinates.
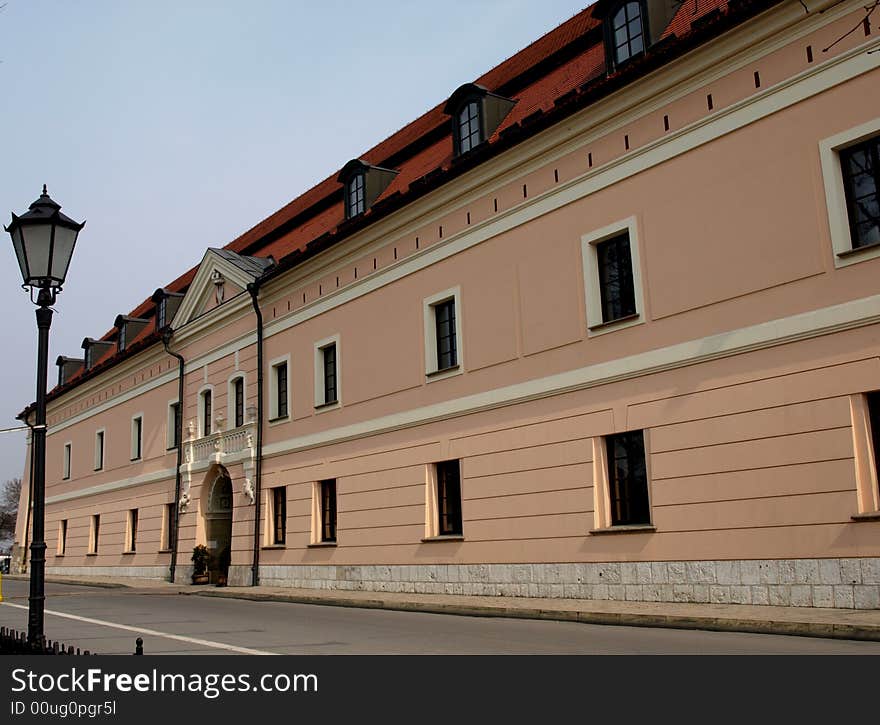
[866,393,880,498]
[436,460,463,535]
[273,487,286,545]
[458,101,481,154]
[347,173,365,217]
[171,403,181,448]
[841,137,880,248]
[234,378,244,428]
[435,299,457,370]
[611,2,644,65]
[606,431,650,526]
[321,479,337,542]
[130,509,138,552]
[323,344,337,404]
[596,232,637,323]
[277,363,288,418]
[203,391,212,435]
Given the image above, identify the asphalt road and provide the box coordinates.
[1,579,880,654]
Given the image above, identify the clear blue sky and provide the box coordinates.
[0,0,589,486]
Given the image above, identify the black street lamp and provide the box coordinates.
[6,186,84,644]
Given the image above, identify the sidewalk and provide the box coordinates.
[6,573,880,641]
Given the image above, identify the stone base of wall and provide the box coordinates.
[46,565,168,580]
[258,558,880,609]
[227,565,251,588]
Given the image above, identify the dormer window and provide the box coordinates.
[114,315,149,353]
[444,83,515,158]
[611,2,645,66]
[151,288,185,331]
[81,338,115,371]
[457,101,481,154]
[338,160,398,220]
[347,172,366,218]
[56,356,84,387]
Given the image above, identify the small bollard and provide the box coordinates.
[134,637,143,655]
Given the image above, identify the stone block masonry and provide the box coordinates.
[255,558,880,610]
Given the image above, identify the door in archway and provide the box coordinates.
[205,473,232,584]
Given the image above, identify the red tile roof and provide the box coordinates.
[44,0,755,401]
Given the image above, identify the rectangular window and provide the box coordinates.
[596,232,637,324]
[131,415,143,461]
[202,390,212,436]
[582,218,644,335]
[89,514,100,554]
[168,402,181,449]
[424,288,463,379]
[162,502,175,551]
[605,431,650,526]
[270,359,289,420]
[62,443,71,480]
[276,362,288,418]
[322,343,337,405]
[57,520,67,556]
[272,487,287,545]
[234,377,244,428]
[436,460,463,536]
[840,135,880,250]
[314,337,341,408]
[94,430,104,471]
[867,392,880,479]
[434,299,458,371]
[320,479,337,542]
[127,509,139,553]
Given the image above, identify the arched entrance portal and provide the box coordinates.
[204,470,232,584]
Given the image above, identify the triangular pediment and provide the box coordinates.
[171,249,274,329]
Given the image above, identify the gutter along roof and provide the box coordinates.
[37,0,781,411]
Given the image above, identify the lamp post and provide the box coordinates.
[6,186,84,644]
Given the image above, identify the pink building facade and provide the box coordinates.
[14,0,880,608]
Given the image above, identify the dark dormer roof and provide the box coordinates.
[209,248,276,279]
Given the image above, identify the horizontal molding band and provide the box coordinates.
[261,293,880,460]
[45,467,176,504]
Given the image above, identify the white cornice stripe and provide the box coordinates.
[45,467,176,505]
[263,34,880,339]
[47,370,178,437]
[262,294,880,459]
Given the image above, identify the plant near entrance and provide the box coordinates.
[191,545,210,585]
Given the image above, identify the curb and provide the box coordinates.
[192,589,880,642]
[4,575,126,590]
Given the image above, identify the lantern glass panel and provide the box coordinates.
[50,225,78,283]
[23,224,52,282]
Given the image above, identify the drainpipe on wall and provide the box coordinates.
[247,282,264,587]
[161,329,186,584]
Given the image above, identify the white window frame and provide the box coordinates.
[130,413,144,461]
[581,216,645,337]
[161,502,175,551]
[57,519,67,556]
[62,441,72,480]
[197,385,215,437]
[849,393,880,515]
[591,429,654,532]
[423,286,463,382]
[268,354,291,423]
[227,373,247,429]
[94,429,105,471]
[819,117,880,268]
[88,514,100,554]
[309,479,339,545]
[314,334,341,411]
[124,508,138,553]
[166,399,181,450]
